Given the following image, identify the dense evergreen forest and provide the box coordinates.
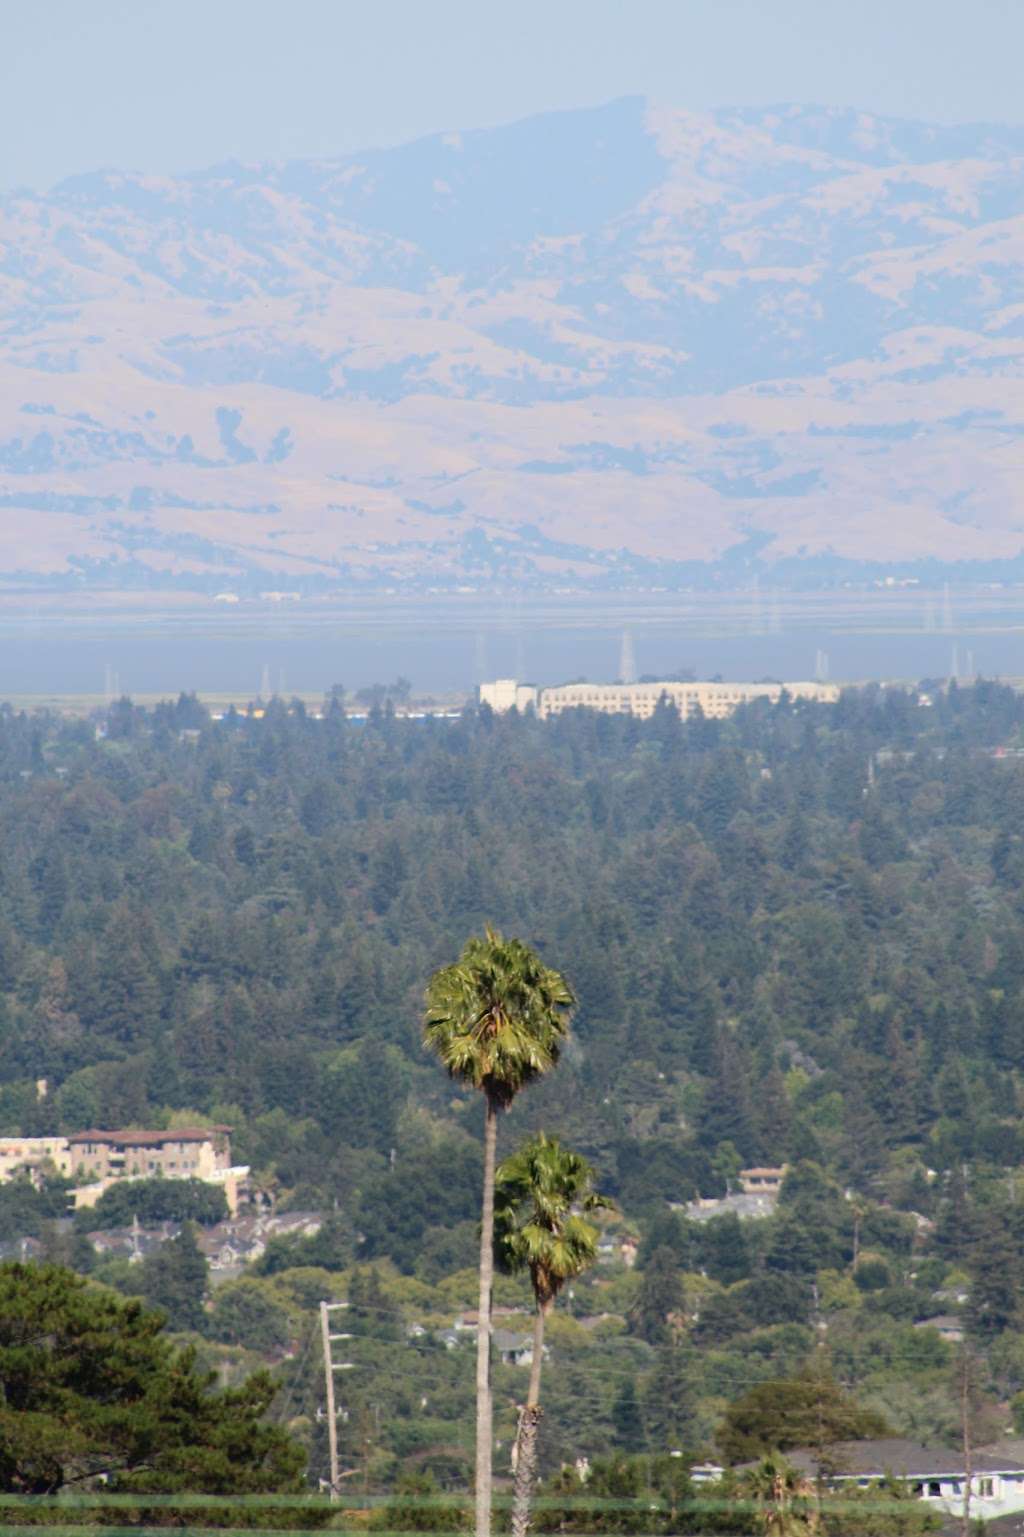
[5,681,1024,1489]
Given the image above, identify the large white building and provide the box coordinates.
[479,678,839,721]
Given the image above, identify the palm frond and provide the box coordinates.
[423,930,574,1106]
[494,1131,615,1303]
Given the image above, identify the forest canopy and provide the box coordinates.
[1,683,1024,1485]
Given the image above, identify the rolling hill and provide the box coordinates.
[4,97,1024,591]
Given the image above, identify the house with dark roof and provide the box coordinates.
[913,1314,965,1344]
[492,1329,545,1368]
[782,1439,1024,1521]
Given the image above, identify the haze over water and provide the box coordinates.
[4,590,1024,698]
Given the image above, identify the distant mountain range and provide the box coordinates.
[5,97,1024,592]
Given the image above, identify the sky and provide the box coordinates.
[2,0,1023,190]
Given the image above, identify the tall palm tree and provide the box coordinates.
[424,929,573,1537]
[494,1132,612,1537]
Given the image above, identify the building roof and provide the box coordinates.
[680,1192,778,1222]
[67,1126,230,1147]
[493,1329,532,1353]
[784,1439,1024,1479]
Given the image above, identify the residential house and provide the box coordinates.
[454,1305,529,1332]
[913,1314,965,1344]
[691,1463,725,1485]
[782,1439,1024,1522]
[679,1191,779,1222]
[0,1236,44,1262]
[197,1211,322,1272]
[493,1329,544,1368]
[739,1166,787,1197]
[87,1220,179,1263]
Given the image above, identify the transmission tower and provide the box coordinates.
[618,629,637,684]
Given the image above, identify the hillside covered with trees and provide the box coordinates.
[3,682,1024,1489]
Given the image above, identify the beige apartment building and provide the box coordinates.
[0,1125,248,1214]
[66,1126,233,1181]
[479,678,839,721]
[0,1136,73,1180]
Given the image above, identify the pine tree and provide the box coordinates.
[611,1377,646,1453]
[628,1247,683,1345]
[700,1025,758,1158]
[966,1209,1021,1340]
[644,1337,698,1453]
[141,1221,208,1333]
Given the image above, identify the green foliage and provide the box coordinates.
[357,1135,480,1273]
[424,926,574,1109]
[494,1132,609,1305]
[716,1370,891,1464]
[139,1220,208,1333]
[208,1277,292,1352]
[533,1456,701,1534]
[0,1260,314,1512]
[628,1247,683,1345]
[3,688,1024,1491]
[371,1471,468,1531]
[254,1214,355,1276]
[0,1175,71,1241]
[76,1176,228,1231]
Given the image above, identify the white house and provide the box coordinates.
[785,1439,1024,1522]
[493,1328,545,1368]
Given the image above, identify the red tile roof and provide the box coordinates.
[67,1126,230,1147]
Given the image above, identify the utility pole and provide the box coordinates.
[319,1301,354,1500]
[959,1345,975,1537]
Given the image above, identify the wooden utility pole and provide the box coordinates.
[320,1301,339,1499]
[319,1301,353,1501]
[959,1346,974,1537]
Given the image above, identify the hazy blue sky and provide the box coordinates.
[3,0,1023,190]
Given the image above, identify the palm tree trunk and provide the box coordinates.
[511,1302,549,1537]
[475,1095,498,1537]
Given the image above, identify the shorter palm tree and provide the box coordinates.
[743,1454,817,1537]
[494,1132,613,1537]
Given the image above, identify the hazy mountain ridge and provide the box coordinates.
[4,98,1024,590]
